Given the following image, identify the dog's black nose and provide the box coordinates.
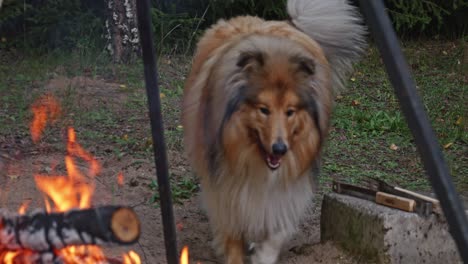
[272,140,288,156]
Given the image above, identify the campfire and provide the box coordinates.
[0,95,141,264]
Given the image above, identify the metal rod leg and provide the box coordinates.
[135,0,179,263]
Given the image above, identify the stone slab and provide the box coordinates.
[320,193,463,264]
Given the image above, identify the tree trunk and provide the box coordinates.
[105,0,140,64]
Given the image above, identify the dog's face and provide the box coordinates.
[249,88,300,170]
[221,40,331,173]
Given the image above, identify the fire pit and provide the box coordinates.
[0,95,141,264]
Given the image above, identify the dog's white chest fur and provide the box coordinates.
[201,170,315,242]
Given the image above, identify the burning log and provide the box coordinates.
[0,205,140,252]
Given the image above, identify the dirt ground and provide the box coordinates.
[0,75,367,263]
[0,148,360,264]
[0,152,359,264]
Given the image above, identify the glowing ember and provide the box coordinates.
[0,95,141,263]
[117,172,124,187]
[0,250,35,264]
[57,245,106,263]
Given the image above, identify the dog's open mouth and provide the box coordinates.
[266,154,281,170]
[254,131,282,170]
[252,131,282,170]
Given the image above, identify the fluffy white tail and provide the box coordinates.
[287,0,367,93]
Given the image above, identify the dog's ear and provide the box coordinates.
[236,51,265,71]
[291,56,315,75]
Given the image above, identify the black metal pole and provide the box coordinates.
[357,1,468,262]
[135,1,179,263]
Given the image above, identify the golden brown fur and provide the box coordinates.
[182,1,366,263]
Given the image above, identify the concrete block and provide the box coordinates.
[320,193,462,264]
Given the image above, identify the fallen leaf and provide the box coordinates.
[145,138,153,147]
[123,134,128,141]
[390,144,399,151]
[351,100,360,106]
[176,222,184,231]
[119,84,127,89]
[160,93,166,99]
[336,95,343,100]
[443,142,453,149]
[350,77,356,82]
[7,174,19,180]
[455,116,462,126]
[442,50,448,55]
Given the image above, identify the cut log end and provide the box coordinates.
[111,207,140,244]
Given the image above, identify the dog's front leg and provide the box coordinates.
[212,231,246,264]
[225,237,246,264]
[250,231,289,264]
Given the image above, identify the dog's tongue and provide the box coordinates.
[267,154,281,169]
[269,155,280,164]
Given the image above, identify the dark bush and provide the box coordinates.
[384,0,468,38]
[0,0,105,53]
[0,0,466,55]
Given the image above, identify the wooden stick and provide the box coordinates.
[376,192,416,212]
[0,205,140,252]
[393,187,441,214]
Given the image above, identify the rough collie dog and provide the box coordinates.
[182,0,367,263]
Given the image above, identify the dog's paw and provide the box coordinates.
[211,236,225,258]
[246,242,256,256]
[249,244,279,264]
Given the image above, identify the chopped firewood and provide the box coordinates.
[0,205,140,252]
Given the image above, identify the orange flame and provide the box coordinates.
[3,252,19,264]
[32,102,107,262]
[34,127,100,213]
[180,246,189,264]
[18,199,32,214]
[30,94,61,143]
[0,95,141,263]
[123,250,141,264]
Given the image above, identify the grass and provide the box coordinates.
[0,39,466,205]
[322,41,467,192]
[149,175,199,206]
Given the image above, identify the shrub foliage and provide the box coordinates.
[0,0,466,54]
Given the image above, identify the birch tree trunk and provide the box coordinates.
[105,0,140,64]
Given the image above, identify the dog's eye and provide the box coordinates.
[259,107,270,115]
[286,109,295,117]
